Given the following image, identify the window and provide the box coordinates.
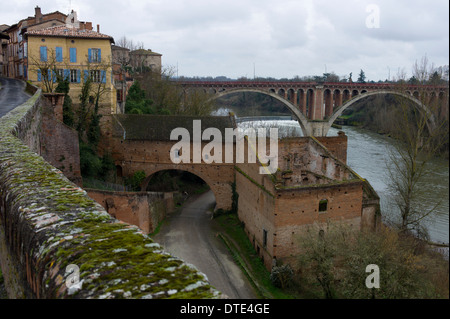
[88,48,101,63]
[319,199,328,213]
[55,47,63,62]
[69,48,77,63]
[87,70,106,83]
[70,69,79,83]
[40,46,47,62]
[90,70,101,82]
[263,229,268,248]
[55,69,64,80]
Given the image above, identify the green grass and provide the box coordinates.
[214,214,297,299]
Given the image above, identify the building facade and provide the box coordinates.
[2,7,116,113]
[3,6,68,79]
[24,12,116,113]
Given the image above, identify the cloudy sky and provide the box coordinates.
[1,0,449,81]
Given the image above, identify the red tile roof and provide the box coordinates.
[25,25,114,42]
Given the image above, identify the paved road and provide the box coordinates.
[153,190,257,299]
[0,77,31,118]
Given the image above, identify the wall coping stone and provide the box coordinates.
[0,83,221,299]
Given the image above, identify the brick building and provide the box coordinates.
[0,25,9,76]
[101,114,381,270]
[2,6,68,79]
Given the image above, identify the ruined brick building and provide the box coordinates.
[99,113,381,270]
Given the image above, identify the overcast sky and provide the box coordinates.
[1,0,449,81]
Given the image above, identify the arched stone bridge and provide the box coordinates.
[178,81,449,136]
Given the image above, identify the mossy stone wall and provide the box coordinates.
[0,84,220,299]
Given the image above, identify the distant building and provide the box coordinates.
[111,45,163,113]
[111,44,133,113]
[129,48,162,73]
[0,25,9,76]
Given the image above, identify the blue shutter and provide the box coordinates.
[40,46,47,62]
[88,48,92,62]
[48,69,52,82]
[98,49,101,62]
[37,69,41,82]
[70,48,76,63]
[101,70,106,83]
[55,47,63,62]
[77,69,80,83]
[84,70,89,82]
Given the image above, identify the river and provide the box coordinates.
[236,119,449,246]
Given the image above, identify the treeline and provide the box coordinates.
[176,65,449,85]
[125,69,215,116]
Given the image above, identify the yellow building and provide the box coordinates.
[24,15,117,114]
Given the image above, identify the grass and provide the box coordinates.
[214,213,297,299]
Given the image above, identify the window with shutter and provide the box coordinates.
[40,46,47,62]
[56,47,63,62]
[69,48,77,63]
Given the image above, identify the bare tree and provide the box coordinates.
[28,48,68,93]
[386,59,449,238]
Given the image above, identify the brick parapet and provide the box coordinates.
[0,83,220,299]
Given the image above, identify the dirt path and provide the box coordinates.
[153,190,257,299]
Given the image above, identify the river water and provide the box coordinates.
[237,119,449,245]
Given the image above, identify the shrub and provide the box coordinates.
[270,264,294,289]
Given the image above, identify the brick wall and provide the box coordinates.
[316,131,348,164]
[39,94,82,185]
[86,189,174,234]
[273,183,363,264]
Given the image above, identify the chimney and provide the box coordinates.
[85,22,92,30]
[35,6,43,23]
[97,24,100,33]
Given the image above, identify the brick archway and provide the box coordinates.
[139,164,233,211]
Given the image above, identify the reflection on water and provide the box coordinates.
[238,119,449,244]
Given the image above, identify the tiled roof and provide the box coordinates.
[112,114,236,141]
[25,25,114,42]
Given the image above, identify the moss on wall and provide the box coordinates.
[0,85,220,299]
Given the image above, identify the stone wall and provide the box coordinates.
[0,84,220,299]
[86,189,174,234]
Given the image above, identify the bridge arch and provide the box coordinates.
[211,88,312,136]
[140,165,232,211]
[328,90,436,135]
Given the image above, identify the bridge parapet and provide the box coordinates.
[179,80,448,136]
[0,85,220,299]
